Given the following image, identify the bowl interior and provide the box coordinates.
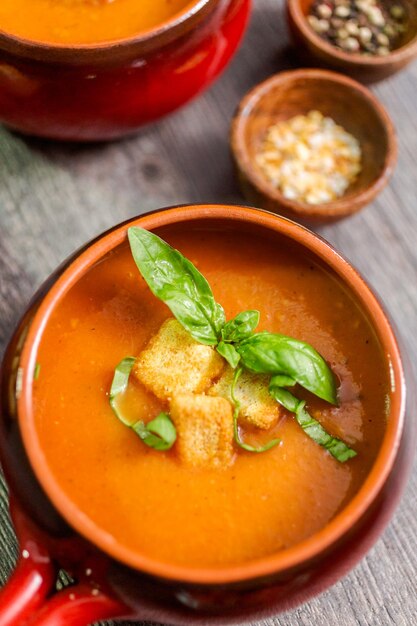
[239,73,390,203]
[296,0,417,52]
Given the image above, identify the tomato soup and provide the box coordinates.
[32,227,389,569]
[0,0,196,45]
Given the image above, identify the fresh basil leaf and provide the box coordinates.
[270,374,296,389]
[128,227,225,345]
[269,383,300,413]
[216,341,241,368]
[231,368,280,453]
[295,401,356,462]
[110,358,177,450]
[221,310,260,342]
[132,413,176,451]
[238,332,337,405]
[109,356,136,426]
[269,384,356,463]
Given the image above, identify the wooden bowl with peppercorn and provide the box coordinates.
[230,69,397,224]
[287,0,417,82]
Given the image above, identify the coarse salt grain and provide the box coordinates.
[255,110,362,205]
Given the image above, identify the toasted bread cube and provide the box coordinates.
[170,393,234,468]
[134,319,224,402]
[209,366,281,429]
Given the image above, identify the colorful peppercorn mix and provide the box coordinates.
[307,0,409,55]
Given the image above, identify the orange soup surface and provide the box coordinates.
[0,0,195,45]
[33,227,389,569]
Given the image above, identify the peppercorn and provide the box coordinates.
[307,0,409,56]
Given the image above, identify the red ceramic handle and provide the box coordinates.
[0,546,55,626]
[23,585,128,626]
[0,566,126,626]
[0,500,129,626]
[0,500,56,626]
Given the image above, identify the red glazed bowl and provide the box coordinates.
[0,205,415,626]
[0,0,250,141]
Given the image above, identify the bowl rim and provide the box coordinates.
[0,0,215,64]
[230,68,397,219]
[287,0,417,67]
[18,204,405,585]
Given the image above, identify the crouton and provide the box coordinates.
[134,319,224,402]
[170,393,234,468]
[209,366,281,429]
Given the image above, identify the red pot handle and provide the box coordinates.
[0,537,55,626]
[0,500,129,626]
[23,585,128,626]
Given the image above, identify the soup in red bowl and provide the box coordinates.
[0,0,250,141]
[0,205,414,626]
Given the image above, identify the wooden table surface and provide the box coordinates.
[0,1,416,625]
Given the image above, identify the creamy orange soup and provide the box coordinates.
[33,227,388,569]
[0,0,196,45]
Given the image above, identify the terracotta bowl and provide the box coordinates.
[0,205,414,626]
[287,0,417,82]
[230,69,397,224]
[0,0,250,141]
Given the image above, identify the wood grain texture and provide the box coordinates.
[0,1,416,625]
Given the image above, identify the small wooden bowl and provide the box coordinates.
[287,0,417,82]
[230,69,397,224]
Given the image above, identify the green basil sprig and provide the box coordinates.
[110,357,176,451]
[132,413,176,451]
[125,228,356,463]
[216,310,260,366]
[237,332,337,405]
[269,377,356,463]
[231,368,280,453]
[216,342,241,368]
[128,228,225,345]
[33,363,41,381]
[109,356,136,425]
[221,310,260,342]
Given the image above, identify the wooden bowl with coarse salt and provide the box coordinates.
[287,0,417,83]
[230,69,397,224]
